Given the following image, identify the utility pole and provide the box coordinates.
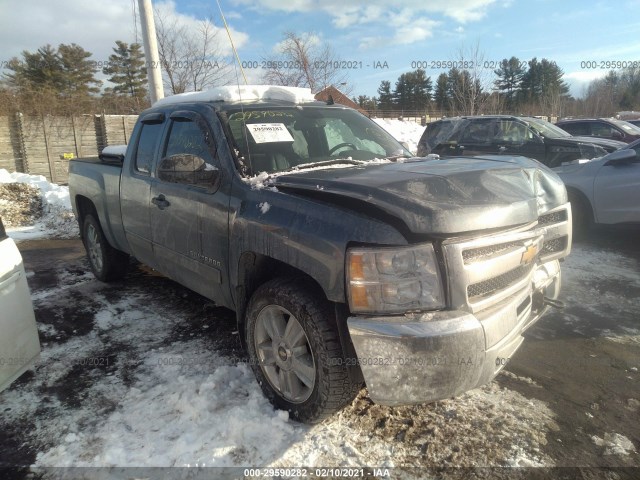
[138,0,164,104]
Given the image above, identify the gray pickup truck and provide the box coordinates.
[69,85,572,423]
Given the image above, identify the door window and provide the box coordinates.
[494,120,529,144]
[134,123,164,174]
[592,122,618,138]
[461,120,494,144]
[158,118,219,189]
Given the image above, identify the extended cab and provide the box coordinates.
[69,86,572,422]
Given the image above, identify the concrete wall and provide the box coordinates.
[0,114,138,184]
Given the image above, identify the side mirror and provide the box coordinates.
[603,148,637,166]
[158,154,220,190]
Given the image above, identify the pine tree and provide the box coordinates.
[494,57,525,111]
[3,43,100,96]
[393,73,411,110]
[58,43,102,96]
[103,41,148,98]
[411,69,432,111]
[377,80,393,112]
[434,73,449,112]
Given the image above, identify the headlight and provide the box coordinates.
[347,243,445,314]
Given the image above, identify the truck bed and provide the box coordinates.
[68,156,128,254]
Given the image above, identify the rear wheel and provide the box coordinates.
[82,214,129,282]
[246,277,357,423]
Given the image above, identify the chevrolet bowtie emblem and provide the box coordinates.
[521,244,538,264]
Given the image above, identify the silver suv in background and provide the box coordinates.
[553,139,640,235]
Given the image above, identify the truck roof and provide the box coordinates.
[153,85,318,108]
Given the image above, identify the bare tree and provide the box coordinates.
[449,42,492,115]
[154,9,233,94]
[262,32,351,94]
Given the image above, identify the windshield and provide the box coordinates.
[525,118,572,138]
[222,106,412,175]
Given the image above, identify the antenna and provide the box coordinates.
[216,0,247,85]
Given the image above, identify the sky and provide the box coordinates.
[1,0,639,99]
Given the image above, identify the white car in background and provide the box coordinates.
[0,217,40,392]
[553,139,640,235]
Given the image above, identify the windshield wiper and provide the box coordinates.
[290,159,366,171]
[386,153,413,161]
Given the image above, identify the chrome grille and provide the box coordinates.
[539,210,568,226]
[467,263,535,300]
[443,203,572,314]
[542,237,566,255]
[463,241,521,264]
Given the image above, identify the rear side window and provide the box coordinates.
[134,123,164,174]
[560,122,589,136]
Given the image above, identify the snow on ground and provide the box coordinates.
[592,433,637,456]
[372,118,426,155]
[527,243,640,342]
[0,258,558,472]
[0,169,78,239]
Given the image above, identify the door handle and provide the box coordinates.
[498,146,507,152]
[152,194,171,210]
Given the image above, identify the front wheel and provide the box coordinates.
[82,214,129,282]
[246,277,358,423]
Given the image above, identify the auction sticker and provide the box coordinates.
[246,123,294,143]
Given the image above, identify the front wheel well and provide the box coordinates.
[234,252,363,387]
[235,253,329,346]
[566,187,594,237]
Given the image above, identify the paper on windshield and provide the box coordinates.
[246,123,294,143]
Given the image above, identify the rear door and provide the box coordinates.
[149,109,231,306]
[457,118,496,156]
[0,222,40,393]
[120,112,166,269]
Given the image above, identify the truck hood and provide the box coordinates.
[272,156,567,235]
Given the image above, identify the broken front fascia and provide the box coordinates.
[346,202,571,405]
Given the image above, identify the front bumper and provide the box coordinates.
[347,259,561,406]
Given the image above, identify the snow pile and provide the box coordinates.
[591,432,636,456]
[0,168,78,239]
[373,118,426,155]
[154,85,316,107]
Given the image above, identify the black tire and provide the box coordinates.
[82,214,129,282]
[246,277,357,423]
[568,191,592,240]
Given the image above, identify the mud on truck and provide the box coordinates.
[69,86,572,423]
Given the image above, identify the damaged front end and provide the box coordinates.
[346,203,571,405]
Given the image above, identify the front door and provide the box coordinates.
[149,110,231,306]
[593,147,640,224]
